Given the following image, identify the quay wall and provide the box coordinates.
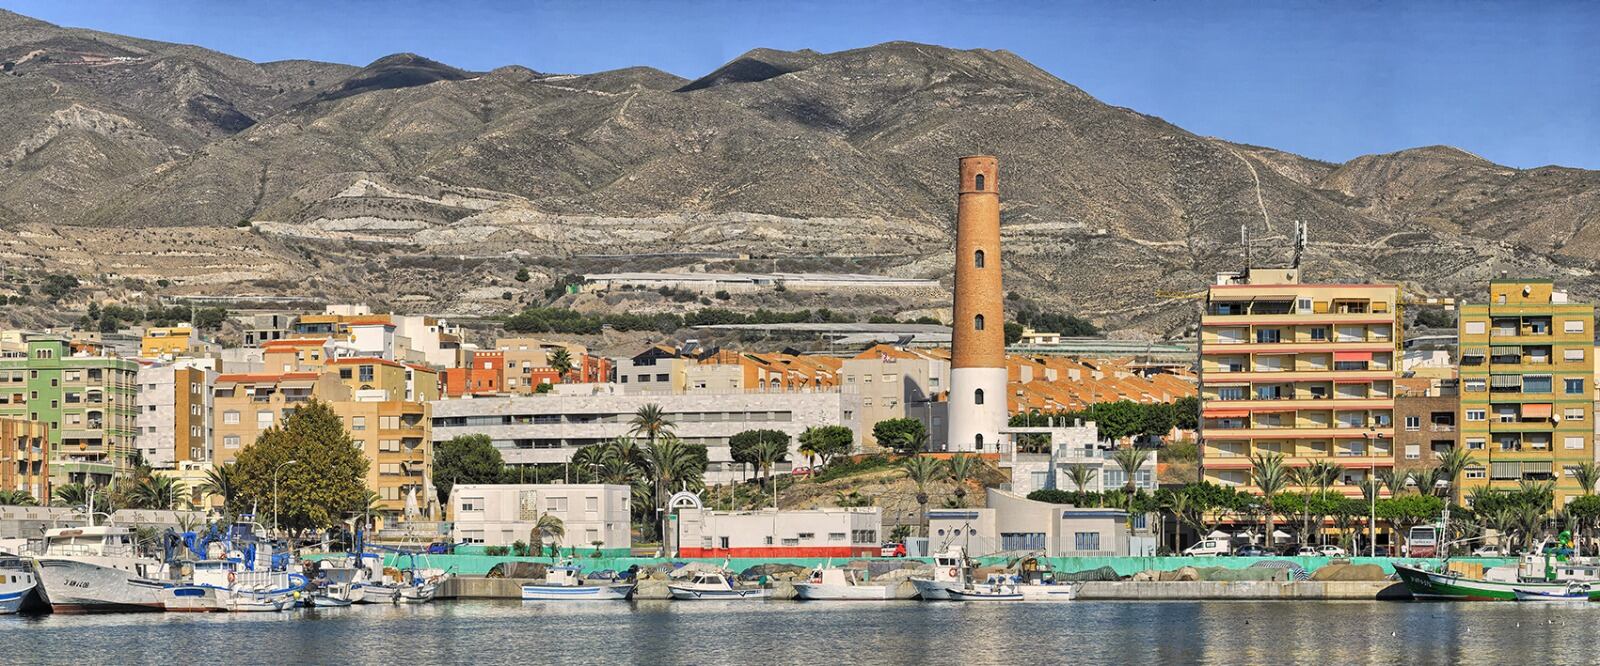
[435,577,1408,601]
[311,553,1515,577]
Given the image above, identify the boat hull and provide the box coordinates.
[667,585,771,600]
[33,558,167,613]
[162,585,228,612]
[0,581,34,614]
[357,583,400,604]
[911,578,958,601]
[397,584,437,604]
[521,582,633,601]
[1394,564,1600,601]
[1018,584,1078,602]
[948,589,1023,602]
[1514,588,1591,603]
[793,583,895,600]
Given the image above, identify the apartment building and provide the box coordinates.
[212,371,348,467]
[140,325,200,358]
[613,345,695,394]
[134,362,216,469]
[1199,269,1401,496]
[240,313,296,348]
[496,338,612,391]
[448,483,631,549]
[1458,279,1595,506]
[443,350,504,397]
[1394,378,1458,466]
[0,336,139,486]
[1,418,50,501]
[840,345,950,451]
[429,390,862,484]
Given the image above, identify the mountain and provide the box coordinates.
[1,9,1597,337]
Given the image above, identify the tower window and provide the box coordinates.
[974,389,985,405]
[975,173,985,191]
[974,314,985,330]
[975,433,984,450]
[974,249,985,268]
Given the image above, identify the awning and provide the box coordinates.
[1490,346,1521,355]
[1333,351,1373,362]
[1522,403,1553,419]
[1490,375,1523,389]
[1524,461,1553,475]
[1205,409,1251,418]
[1460,347,1487,358]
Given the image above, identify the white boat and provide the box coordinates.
[668,571,771,600]
[31,525,170,613]
[521,564,634,601]
[911,546,972,601]
[948,577,1024,602]
[164,523,303,612]
[0,556,38,614]
[793,566,895,601]
[1514,583,1592,603]
[308,589,354,607]
[397,581,437,604]
[227,590,292,612]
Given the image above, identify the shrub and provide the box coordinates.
[812,455,892,483]
[511,540,530,556]
[484,545,511,556]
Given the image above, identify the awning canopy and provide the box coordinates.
[1522,403,1553,419]
[1524,461,1553,474]
[1333,351,1373,362]
[1205,410,1251,419]
[1460,347,1487,358]
[1490,375,1523,388]
[1490,346,1521,355]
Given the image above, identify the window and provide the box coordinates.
[974,249,985,268]
[974,314,985,331]
[1566,378,1585,395]
[1465,466,1486,480]
[974,173,985,191]
[224,435,241,449]
[1073,532,1102,552]
[1566,320,1586,333]
[352,416,367,431]
[1464,379,1487,392]
[1216,387,1245,401]
[1404,416,1421,431]
[1465,410,1486,422]
[1308,327,1328,341]
[257,411,274,428]
[974,389,984,405]
[1565,408,1586,422]
[339,368,353,380]
[1464,321,1486,335]
[1565,348,1586,362]
[1566,437,1586,450]
[1466,438,1486,450]
[358,365,375,382]
[1523,375,1552,393]
[1256,329,1282,343]
[1405,444,1421,460]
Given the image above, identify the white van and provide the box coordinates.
[1182,540,1231,557]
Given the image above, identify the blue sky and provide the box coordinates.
[5,0,1596,169]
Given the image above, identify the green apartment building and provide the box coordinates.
[1458,279,1596,507]
[0,335,139,487]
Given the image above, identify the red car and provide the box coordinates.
[880,542,907,557]
[790,466,814,477]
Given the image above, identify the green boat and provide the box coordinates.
[1394,563,1600,601]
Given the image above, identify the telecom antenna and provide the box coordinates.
[1290,220,1308,269]
[1241,223,1251,271]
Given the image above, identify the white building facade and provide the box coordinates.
[671,506,882,558]
[448,483,631,550]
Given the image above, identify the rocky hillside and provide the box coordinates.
[2,9,1596,336]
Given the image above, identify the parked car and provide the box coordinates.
[1277,544,1304,557]
[1236,545,1270,557]
[880,542,907,558]
[1182,540,1231,557]
[1316,545,1348,557]
[1472,546,1506,557]
[1296,546,1319,557]
[790,466,814,477]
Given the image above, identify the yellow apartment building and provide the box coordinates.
[1458,279,1595,506]
[140,325,197,358]
[1,417,50,501]
[1200,268,1401,496]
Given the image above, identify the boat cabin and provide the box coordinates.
[41,526,138,559]
[546,566,585,587]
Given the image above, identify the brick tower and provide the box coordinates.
[948,155,1007,452]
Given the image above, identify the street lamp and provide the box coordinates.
[273,459,299,537]
[1435,479,1452,557]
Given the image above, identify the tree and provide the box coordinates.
[642,437,704,543]
[798,426,852,467]
[630,404,675,446]
[1086,401,1143,443]
[433,434,507,507]
[1431,448,1476,505]
[1378,494,1446,545]
[873,418,927,455]
[1567,495,1600,555]
[52,482,104,509]
[730,429,789,480]
[1173,396,1200,431]
[196,465,238,511]
[1112,448,1151,495]
[1572,461,1600,497]
[751,440,788,508]
[901,456,946,532]
[529,513,565,559]
[1138,402,1177,440]
[548,348,573,380]
[0,490,37,506]
[1003,321,1024,345]
[130,475,186,510]
[946,454,979,507]
[231,399,370,534]
[1250,452,1291,548]
[1414,307,1456,329]
[534,382,553,394]
[1064,463,1098,493]
[514,267,531,283]
[40,274,79,303]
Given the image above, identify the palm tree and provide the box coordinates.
[1250,452,1290,549]
[1572,461,1600,497]
[51,482,96,509]
[1432,448,1477,504]
[642,437,703,544]
[0,490,37,506]
[751,440,787,508]
[598,458,640,486]
[798,436,819,474]
[571,444,608,482]
[196,465,238,512]
[548,348,574,381]
[1111,447,1151,495]
[946,454,979,507]
[529,513,566,559]
[1064,463,1098,494]
[901,456,946,533]
[604,436,646,468]
[130,476,186,511]
[629,404,675,446]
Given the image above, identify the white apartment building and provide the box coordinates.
[926,489,1145,557]
[134,361,216,469]
[671,506,882,558]
[448,483,631,550]
[393,315,464,368]
[430,390,861,483]
[999,423,1159,496]
[839,345,950,451]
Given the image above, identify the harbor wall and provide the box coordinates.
[1075,581,1410,600]
[310,552,1516,577]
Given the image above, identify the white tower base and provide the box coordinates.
[947,367,1008,453]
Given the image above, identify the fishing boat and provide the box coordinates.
[31,524,170,613]
[1394,563,1600,601]
[911,545,972,601]
[948,576,1024,602]
[1514,584,1592,603]
[0,556,38,614]
[521,563,634,601]
[1006,556,1080,602]
[667,571,770,600]
[308,588,354,607]
[793,565,895,601]
[162,523,303,612]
